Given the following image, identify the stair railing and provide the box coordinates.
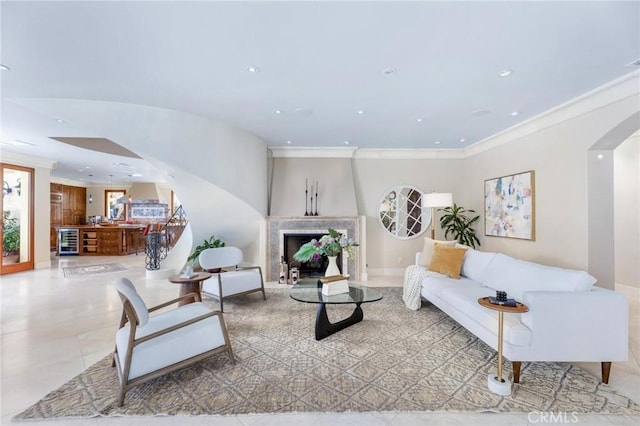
[145,205,188,271]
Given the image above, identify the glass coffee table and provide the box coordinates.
[290,279,383,340]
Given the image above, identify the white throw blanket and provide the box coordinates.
[402,265,445,310]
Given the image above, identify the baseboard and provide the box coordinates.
[36,260,52,269]
[615,283,640,298]
[367,267,405,277]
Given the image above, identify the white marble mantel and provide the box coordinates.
[266,216,365,282]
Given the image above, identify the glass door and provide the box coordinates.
[1,163,34,274]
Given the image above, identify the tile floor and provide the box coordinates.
[1,254,638,425]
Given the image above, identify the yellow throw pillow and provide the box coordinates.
[428,244,468,279]
[419,238,457,266]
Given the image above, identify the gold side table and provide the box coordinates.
[478,297,529,395]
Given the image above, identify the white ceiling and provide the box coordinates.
[1,1,639,184]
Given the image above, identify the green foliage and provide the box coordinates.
[293,228,359,262]
[187,235,226,263]
[2,210,20,254]
[438,203,481,249]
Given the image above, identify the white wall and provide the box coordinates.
[614,133,640,289]
[19,99,269,267]
[352,157,466,275]
[270,157,358,217]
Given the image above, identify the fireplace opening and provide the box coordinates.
[283,233,343,278]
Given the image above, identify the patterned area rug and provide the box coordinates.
[62,263,126,278]
[14,288,640,420]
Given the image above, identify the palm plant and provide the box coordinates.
[438,203,481,248]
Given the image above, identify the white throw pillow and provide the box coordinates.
[483,253,597,300]
[461,249,497,283]
[418,237,457,267]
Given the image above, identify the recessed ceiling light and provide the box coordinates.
[275,109,282,115]
[114,162,130,167]
[382,67,397,76]
[56,118,65,123]
[459,138,466,143]
[434,141,441,145]
[130,173,143,177]
[12,139,35,146]
[498,69,512,77]
[357,110,364,115]
[625,58,640,67]
[0,64,10,71]
[510,111,519,116]
[597,154,604,159]
[246,66,260,73]
[286,140,292,144]
[344,140,350,145]
[471,109,491,117]
[417,118,423,123]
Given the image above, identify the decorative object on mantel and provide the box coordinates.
[484,170,535,240]
[293,228,358,276]
[304,178,319,216]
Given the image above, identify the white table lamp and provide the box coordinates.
[422,192,453,239]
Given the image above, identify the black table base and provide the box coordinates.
[315,302,363,340]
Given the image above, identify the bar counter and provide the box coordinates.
[56,224,146,255]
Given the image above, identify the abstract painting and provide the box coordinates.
[484,170,535,240]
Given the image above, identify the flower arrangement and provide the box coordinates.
[293,228,359,262]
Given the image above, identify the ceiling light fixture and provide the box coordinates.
[12,139,36,146]
[382,67,397,76]
[498,69,513,77]
[0,64,10,71]
[434,141,441,145]
[286,140,292,144]
[275,109,282,115]
[344,140,350,145]
[56,118,65,123]
[357,110,364,115]
[417,118,423,122]
[246,66,260,73]
[597,154,604,159]
[511,111,519,116]
[459,138,466,143]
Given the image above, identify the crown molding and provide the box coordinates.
[465,70,640,157]
[353,149,466,160]
[0,149,57,169]
[269,146,358,158]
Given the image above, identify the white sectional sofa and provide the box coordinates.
[411,248,629,384]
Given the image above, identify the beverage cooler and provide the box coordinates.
[58,228,79,255]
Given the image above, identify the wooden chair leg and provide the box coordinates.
[601,361,612,384]
[512,361,522,383]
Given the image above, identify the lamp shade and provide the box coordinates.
[422,192,453,208]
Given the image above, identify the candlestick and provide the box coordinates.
[304,178,309,216]
[314,181,319,216]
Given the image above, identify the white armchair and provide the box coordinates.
[199,246,266,312]
[112,277,234,406]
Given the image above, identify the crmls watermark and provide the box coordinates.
[528,411,580,423]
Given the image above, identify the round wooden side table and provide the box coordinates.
[478,296,529,395]
[169,272,212,306]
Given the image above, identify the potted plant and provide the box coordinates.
[187,235,226,270]
[2,210,20,262]
[438,203,481,248]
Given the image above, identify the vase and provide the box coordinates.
[325,255,341,277]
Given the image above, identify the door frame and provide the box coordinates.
[1,163,35,275]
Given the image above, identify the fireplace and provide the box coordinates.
[283,233,343,278]
[267,217,363,282]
